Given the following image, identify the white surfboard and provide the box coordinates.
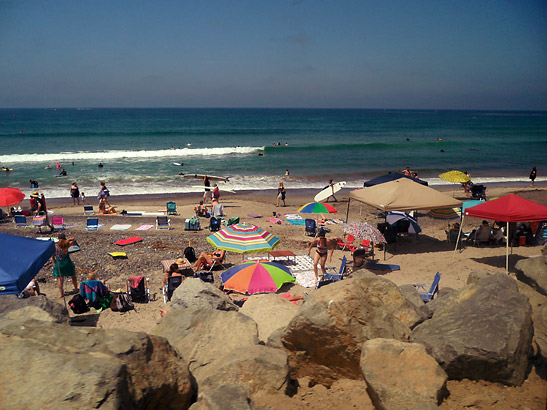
[192,185,236,194]
[314,181,346,202]
[182,174,229,182]
[173,162,184,166]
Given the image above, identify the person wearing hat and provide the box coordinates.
[30,191,40,213]
[52,233,79,298]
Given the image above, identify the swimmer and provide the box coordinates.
[98,162,104,168]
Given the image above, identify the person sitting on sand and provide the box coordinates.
[162,263,184,287]
[193,249,226,272]
[98,197,116,214]
[19,276,41,298]
[194,200,209,217]
[468,220,493,245]
[211,198,224,218]
[307,229,335,284]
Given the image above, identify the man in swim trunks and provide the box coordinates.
[307,230,335,284]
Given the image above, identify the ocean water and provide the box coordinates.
[0,108,546,199]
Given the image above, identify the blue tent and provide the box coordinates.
[0,233,55,295]
[364,172,429,187]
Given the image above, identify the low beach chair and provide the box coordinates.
[51,216,65,230]
[14,215,28,227]
[163,275,183,303]
[156,216,170,230]
[86,218,99,230]
[209,217,221,232]
[304,219,316,236]
[413,272,441,303]
[317,256,348,289]
[166,201,177,215]
[337,234,355,251]
[127,276,150,303]
[83,205,94,216]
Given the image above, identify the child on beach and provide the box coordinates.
[81,192,86,204]
[276,182,286,207]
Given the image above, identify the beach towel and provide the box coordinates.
[110,224,132,231]
[247,213,262,218]
[284,213,302,220]
[85,224,105,230]
[365,263,400,271]
[79,280,109,303]
[134,224,154,231]
[286,219,306,226]
[267,218,282,224]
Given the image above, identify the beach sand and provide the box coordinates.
[1,183,546,409]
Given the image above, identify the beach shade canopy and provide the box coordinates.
[298,202,338,214]
[341,222,386,243]
[206,223,280,254]
[221,259,296,295]
[428,207,461,219]
[350,178,462,212]
[0,187,25,207]
[464,194,547,222]
[364,172,428,187]
[386,211,422,234]
[461,200,486,213]
[0,233,55,295]
[439,170,470,184]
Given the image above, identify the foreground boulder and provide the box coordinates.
[171,278,238,311]
[515,256,547,296]
[154,308,290,396]
[189,384,251,410]
[0,318,194,409]
[282,273,423,386]
[517,281,547,362]
[398,284,431,318]
[411,274,532,386]
[0,294,69,323]
[360,339,447,410]
[240,293,300,342]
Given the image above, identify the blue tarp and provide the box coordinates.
[0,233,55,295]
[364,172,429,187]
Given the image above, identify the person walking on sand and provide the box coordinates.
[203,175,211,203]
[307,229,335,285]
[325,179,338,202]
[70,182,80,205]
[529,167,537,187]
[276,181,286,207]
[98,181,110,206]
[52,233,78,298]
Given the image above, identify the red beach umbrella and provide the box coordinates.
[0,187,25,207]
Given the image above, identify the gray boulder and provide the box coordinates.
[466,271,491,285]
[281,273,421,386]
[190,384,251,410]
[517,281,547,362]
[411,274,532,386]
[0,318,194,409]
[515,256,547,296]
[360,339,447,410]
[399,284,431,318]
[0,294,69,323]
[171,278,238,311]
[153,308,290,396]
[240,293,300,343]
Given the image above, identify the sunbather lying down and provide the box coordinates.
[193,249,225,272]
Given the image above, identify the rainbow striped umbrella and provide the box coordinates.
[428,207,462,219]
[206,223,280,254]
[298,202,338,214]
[221,260,296,295]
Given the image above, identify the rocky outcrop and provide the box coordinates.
[171,278,238,311]
[0,318,194,409]
[466,271,491,285]
[360,339,447,410]
[515,256,547,296]
[282,273,422,386]
[517,281,547,362]
[0,294,69,323]
[411,274,532,386]
[189,384,251,410]
[399,284,431,318]
[153,308,290,396]
[240,293,299,343]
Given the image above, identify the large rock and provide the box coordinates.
[153,308,290,396]
[189,385,251,410]
[466,271,491,285]
[515,256,547,296]
[240,293,300,342]
[0,318,194,409]
[281,273,422,386]
[171,278,238,311]
[399,284,431,319]
[411,274,532,386]
[0,294,69,323]
[517,281,547,362]
[360,339,447,410]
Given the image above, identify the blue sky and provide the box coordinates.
[0,0,545,109]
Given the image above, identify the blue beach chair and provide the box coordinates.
[413,272,441,302]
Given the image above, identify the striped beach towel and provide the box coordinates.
[110,224,132,231]
[135,224,154,231]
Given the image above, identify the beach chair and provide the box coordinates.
[350,239,375,259]
[337,234,355,251]
[79,280,110,309]
[324,256,348,281]
[163,275,183,303]
[14,215,28,227]
[224,216,239,226]
[166,201,177,215]
[32,215,47,233]
[83,205,94,216]
[156,216,171,230]
[304,219,316,236]
[413,272,441,303]
[470,185,487,201]
[51,216,65,230]
[127,276,150,303]
[86,218,99,230]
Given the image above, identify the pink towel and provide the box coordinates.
[266,218,282,224]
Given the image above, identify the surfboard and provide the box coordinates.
[173,163,184,166]
[314,181,346,202]
[1,168,12,172]
[182,174,229,182]
[115,237,143,246]
[191,185,236,193]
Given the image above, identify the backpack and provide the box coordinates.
[110,293,134,312]
[184,246,197,263]
[68,294,90,314]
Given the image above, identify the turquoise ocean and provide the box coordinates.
[1,108,546,199]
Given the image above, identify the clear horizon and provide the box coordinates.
[1,1,545,110]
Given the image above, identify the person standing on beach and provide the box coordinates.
[203,176,211,203]
[530,167,537,187]
[277,181,286,207]
[52,233,78,298]
[325,179,338,202]
[70,182,80,205]
[98,181,110,206]
[308,229,335,284]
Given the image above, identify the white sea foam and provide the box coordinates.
[0,146,264,163]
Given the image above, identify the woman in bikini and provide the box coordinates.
[192,249,226,272]
[307,230,335,284]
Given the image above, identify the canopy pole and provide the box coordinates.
[452,214,465,262]
[506,221,509,274]
[345,199,351,223]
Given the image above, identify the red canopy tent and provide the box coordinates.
[455,194,547,272]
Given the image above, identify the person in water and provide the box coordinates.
[307,230,335,284]
[59,169,67,176]
[98,162,104,168]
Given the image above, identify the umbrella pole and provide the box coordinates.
[506,221,509,274]
[345,200,351,223]
[452,215,465,262]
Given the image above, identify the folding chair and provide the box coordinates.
[156,216,171,230]
[337,234,355,251]
[83,205,94,216]
[304,219,316,236]
[413,272,441,302]
[163,275,183,303]
[32,215,47,233]
[127,276,150,303]
[51,216,65,230]
[14,215,28,227]
[166,201,177,215]
[318,256,348,288]
[86,218,99,230]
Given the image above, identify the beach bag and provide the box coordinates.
[68,294,89,314]
[111,293,134,312]
[195,271,214,284]
[184,246,197,263]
